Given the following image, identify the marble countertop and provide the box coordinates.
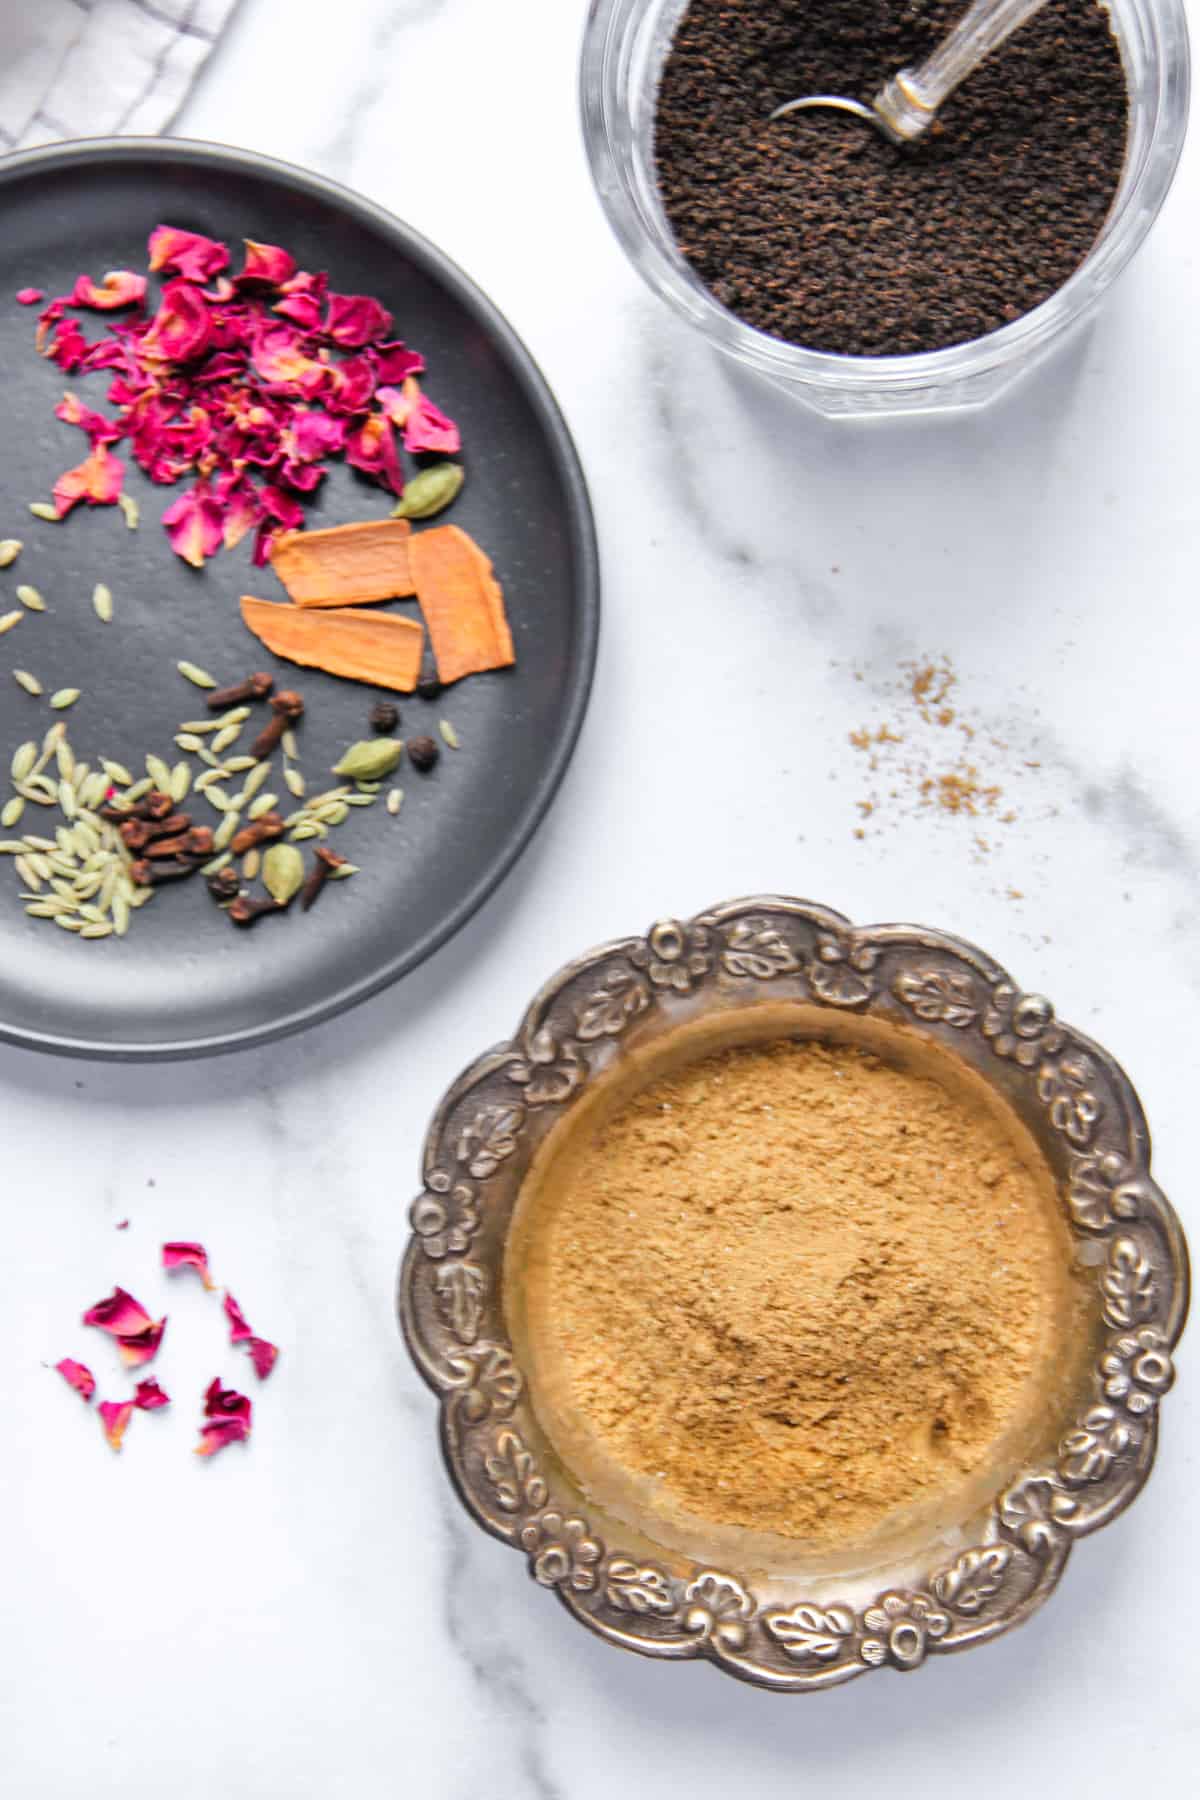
[2,1,1197,1793]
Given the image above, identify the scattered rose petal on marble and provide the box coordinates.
[99,1399,135,1452]
[162,1242,215,1289]
[134,1378,170,1411]
[246,1337,279,1381]
[82,1287,166,1368]
[55,1358,96,1401]
[222,1291,279,1380]
[195,1377,252,1457]
[115,1220,129,1231]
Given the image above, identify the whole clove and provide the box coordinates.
[119,811,192,850]
[206,672,274,711]
[101,789,175,825]
[300,845,348,912]
[206,866,241,903]
[144,826,214,861]
[250,691,304,760]
[130,856,202,888]
[228,894,289,928]
[230,812,285,856]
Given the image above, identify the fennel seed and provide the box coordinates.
[92,583,114,623]
[13,669,42,696]
[49,688,80,710]
[177,660,217,688]
[17,584,45,612]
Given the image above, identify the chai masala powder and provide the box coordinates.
[518,1038,1078,1545]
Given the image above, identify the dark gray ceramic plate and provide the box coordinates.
[0,139,598,1060]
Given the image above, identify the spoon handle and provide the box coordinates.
[873,0,1049,141]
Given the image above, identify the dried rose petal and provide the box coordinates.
[273,290,323,330]
[237,239,297,287]
[148,225,230,284]
[195,1416,251,1458]
[372,340,425,384]
[324,293,393,348]
[216,473,262,550]
[99,1399,134,1452]
[252,483,305,566]
[142,280,212,363]
[205,1378,252,1423]
[344,412,404,495]
[162,480,223,566]
[83,1286,153,1337]
[195,1376,252,1456]
[55,1358,96,1401]
[82,1286,166,1368]
[72,270,147,311]
[115,1319,166,1369]
[134,1378,170,1411]
[222,1292,279,1379]
[246,1337,279,1380]
[17,287,44,305]
[162,1241,215,1289]
[56,390,124,446]
[251,322,326,395]
[223,1291,253,1343]
[116,1219,129,1230]
[53,442,124,516]
[380,379,462,455]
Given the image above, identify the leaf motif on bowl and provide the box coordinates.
[484,1426,548,1514]
[931,1545,1010,1614]
[1102,1236,1157,1329]
[456,1102,525,1178]
[574,965,651,1041]
[604,1558,678,1618]
[764,1603,855,1663]
[720,918,801,980]
[892,966,978,1028]
[1058,1404,1139,1485]
[434,1260,488,1344]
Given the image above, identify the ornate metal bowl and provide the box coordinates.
[398,896,1188,1690]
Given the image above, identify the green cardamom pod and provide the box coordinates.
[332,738,404,782]
[391,462,465,520]
[262,843,305,906]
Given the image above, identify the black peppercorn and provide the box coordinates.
[407,734,440,773]
[370,700,399,734]
[416,663,442,701]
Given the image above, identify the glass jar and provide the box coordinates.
[580,0,1190,417]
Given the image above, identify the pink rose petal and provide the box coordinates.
[324,292,393,348]
[133,1378,170,1411]
[99,1399,134,1452]
[55,1358,96,1402]
[246,1337,279,1381]
[223,1291,252,1343]
[162,481,223,567]
[17,287,44,305]
[71,270,147,311]
[195,1416,252,1458]
[148,225,231,284]
[142,280,212,363]
[55,390,124,446]
[53,442,124,516]
[162,1241,215,1290]
[83,1286,152,1337]
[195,1377,252,1457]
[237,239,297,287]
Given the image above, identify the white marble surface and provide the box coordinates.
[3,1,1198,1792]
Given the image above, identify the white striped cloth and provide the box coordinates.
[0,0,237,151]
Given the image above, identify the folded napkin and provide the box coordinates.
[0,0,237,152]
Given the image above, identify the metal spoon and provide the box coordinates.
[770,0,1050,145]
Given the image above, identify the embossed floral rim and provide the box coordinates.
[398,896,1189,1690]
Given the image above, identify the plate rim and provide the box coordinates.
[0,135,600,1063]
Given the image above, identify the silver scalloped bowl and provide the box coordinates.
[398,897,1188,1690]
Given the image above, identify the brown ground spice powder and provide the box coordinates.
[519,1038,1077,1547]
